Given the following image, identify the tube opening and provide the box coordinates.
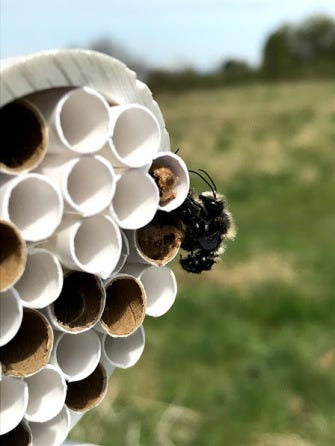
[59,88,110,153]
[149,163,179,206]
[52,272,105,332]
[101,276,146,336]
[0,220,27,291]
[0,309,53,377]
[136,212,183,265]
[0,421,32,446]
[0,100,47,174]
[65,363,107,412]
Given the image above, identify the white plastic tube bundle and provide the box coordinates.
[0,49,189,444]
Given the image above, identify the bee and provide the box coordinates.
[173,169,235,273]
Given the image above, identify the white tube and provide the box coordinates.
[0,308,54,377]
[36,154,116,217]
[106,229,129,278]
[0,173,63,242]
[125,212,183,266]
[99,274,146,337]
[45,214,122,279]
[51,330,101,382]
[101,104,161,168]
[0,420,32,446]
[65,362,108,413]
[122,264,177,317]
[25,87,111,154]
[101,325,145,369]
[109,169,159,230]
[29,406,70,446]
[0,99,48,175]
[14,248,63,309]
[149,152,190,211]
[0,288,23,346]
[47,271,105,333]
[0,376,28,434]
[24,364,67,423]
[0,219,27,292]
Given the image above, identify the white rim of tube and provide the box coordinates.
[15,248,63,309]
[0,376,28,435]
[0,173,63,242]
[106,103,161,168]
[0,288,23,346]
[102,325,145,369]
[29,405,70,446]
[110,170,159,230]
[24,364,67,423]
[53,330,101,382]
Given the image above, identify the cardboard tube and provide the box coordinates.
[45,214,122,279]
[29,406,70,446]
[0,219,27,292]
[99,274,146,337]
[65,362,108,413]
[0,288,23,346]
[14,248,63,309]
[122,264,177,317]
[51,330,101,382]
[0,173,63,242]
[0,420,32,446]
[110,169,159,230]
[126,211,183,266]
[107,230,129,277]
[24,364,67,423]
[37,154,116,217]
[0,308,53,377]
[101,104,161,168]
[149,152,190,211]
[0,376,28,434]
[101,325,145,369]
[25,87,111,154]
[0,100,48,175]
[48,271,105,333]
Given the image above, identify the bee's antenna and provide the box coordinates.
[188,169,216,198]
[198,169,217,194]
[175,148,180,155]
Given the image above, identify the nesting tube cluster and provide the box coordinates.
[0,73,189,444]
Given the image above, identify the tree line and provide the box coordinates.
[87,15,335,92]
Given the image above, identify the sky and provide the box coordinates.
[1,0,335,71]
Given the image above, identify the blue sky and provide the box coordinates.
[1,0,335,71]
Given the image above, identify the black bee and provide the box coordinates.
[173,169,235,273]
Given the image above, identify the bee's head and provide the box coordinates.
[200,192,224,215]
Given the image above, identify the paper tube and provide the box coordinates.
[101,325,145,369]
[105,230,130,279]
[25,87,111,154]
[0,288,23,347]
[122,264,177,317]
[15,248,63,309]
[0,420,32,446]
[29,406,70,446]
[36,154,116,217]
[65,362,108,413]
[0,219,27,292]
[110,169,159,230]
[0,99,48,175]
[0,308,53,377]
[24,364,67,423]
[45,214,122,279]
[126,211,183,266]
[149,152,190,211]
[101,104,161,168]
[0,376,28,434]
[47,271,105,333]
[0,173,63,242]
[99,274,146,337]
[51,330,101,382]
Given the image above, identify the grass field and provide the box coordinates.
[70,81,335,446]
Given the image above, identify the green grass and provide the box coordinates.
[70,81,335,446]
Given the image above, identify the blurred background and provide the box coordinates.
[2,1,335,445]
